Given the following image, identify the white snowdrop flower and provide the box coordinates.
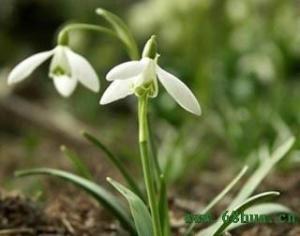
[100,36,201,115]
[8,45,100,97]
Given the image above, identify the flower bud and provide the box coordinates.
[142,35,157,59]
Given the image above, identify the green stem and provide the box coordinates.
[57,23,138,60]
[57,23,116,44]
[138,95,162,236]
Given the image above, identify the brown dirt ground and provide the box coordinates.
[1,169,300,236]
[0,119,299,235]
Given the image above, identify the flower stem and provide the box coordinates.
[57,23,138,60]
[138,95,162,236]
[57,23,117,45]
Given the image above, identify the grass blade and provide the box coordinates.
[212,191,280,236]
[147,114,162,193]
[82,131,144,201]
[15,168,136,235]
[108,177,153,236]
[60,145,93,180]
[185,166,248,235]
[229,136,295,208]
[197,137,294,236]
[95,8,139,60]
[158,174,171,236]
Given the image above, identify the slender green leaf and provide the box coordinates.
[197,137,294,236]
[185,166,248,235]
[147,114,161,194]
[202,166,248,214]
[226,203,292,231]
[82,131,144,201]
[213,191,280,236]
[95,8,139,60]
[229,136,295,208]
[108,177,153,236]
[15,168,136,235]
[60,145,93,180]
[158,174,171,236]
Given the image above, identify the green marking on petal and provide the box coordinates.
[134,80,158,97]
[52,66,68,76]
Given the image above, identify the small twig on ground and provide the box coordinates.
[61,216,75,234]
[0,228,34,235]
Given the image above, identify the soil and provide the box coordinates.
[0,110,299,235]
[1,163,300,236]
[0,191,118,236]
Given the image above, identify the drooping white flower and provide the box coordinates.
[100,36,201,115]
[8,45,100,97]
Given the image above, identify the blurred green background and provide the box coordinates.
[0,0,299,186]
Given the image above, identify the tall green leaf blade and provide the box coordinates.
[229,136,294,209]
[185,166,248,235]
[107,177,153,236]
[197,137,294,236]
[15,168,136,235]
[95,8,139,60]
[212,191,280,236]
[147,114,161,193]
[82,131,144,201]
[60,145,93,180]
[158,174,171,236]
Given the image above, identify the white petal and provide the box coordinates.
[8,50,54,84]
[66,49,100,92]
[53,75,77,97]
[134,58,156,87]
[156,66,201,115]
[106,59,149,81]
[100,79,134,105]
[49,46,71,76]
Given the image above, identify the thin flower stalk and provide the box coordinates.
[138,94,162,236]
